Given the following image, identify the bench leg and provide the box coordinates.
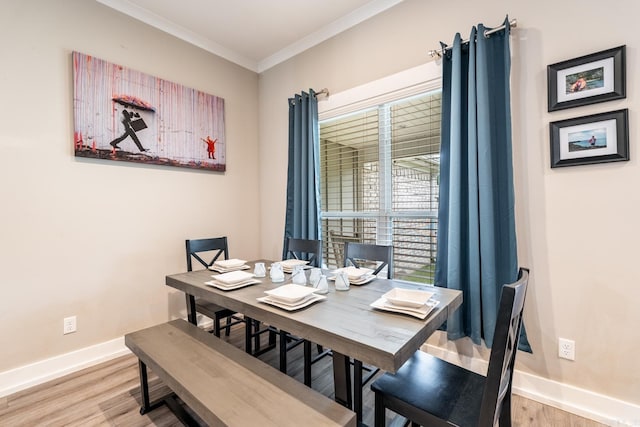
[137,360,164,415]
[138,360,200,425]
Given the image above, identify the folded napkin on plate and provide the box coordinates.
[340,266,373,280]
[214,258,247,268]
[212,270,255,285]
[280,259,310,273]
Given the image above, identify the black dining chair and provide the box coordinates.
[343,241,393,422]
[276,237,330,386]
[371,268,530,427]
[344,241,393,279]
[284,237,323,267]
[185,237,246,337]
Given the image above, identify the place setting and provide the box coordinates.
[279,258,310,274]
[328,266,376,285]
[205,270,261,291]
[257,283,326,311]
[207,258,251,273]
[370,287,440,319]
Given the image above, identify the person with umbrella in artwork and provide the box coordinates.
[110,95,155,152]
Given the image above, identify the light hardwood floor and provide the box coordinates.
[0,325,606,427]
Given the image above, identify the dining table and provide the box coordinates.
[166,260,462,424]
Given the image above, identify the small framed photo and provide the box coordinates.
[550,109,629,168]
[547,45,626,112]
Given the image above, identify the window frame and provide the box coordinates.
[318,63,443,282]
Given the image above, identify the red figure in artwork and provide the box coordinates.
[202,136,217,159]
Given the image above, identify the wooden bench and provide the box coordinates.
[125,319,356,427]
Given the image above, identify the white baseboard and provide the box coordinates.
[0,317,214,398]
[423,344,640,427]
[0,337,130,398]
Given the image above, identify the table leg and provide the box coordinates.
[245,316,254,354]
[332,351,352,410]
[185,294,197,325]
[354,359,363,424]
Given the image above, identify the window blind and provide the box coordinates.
[320,90,442,283]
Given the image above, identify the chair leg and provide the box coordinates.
[214,315,222,337]
[374,391,385,427]
[244,316,253,354]
[268,327,277,346]
[253,319,261,352]
[224,316,232,336]
[499,390,513,427]
[303,340,312,387]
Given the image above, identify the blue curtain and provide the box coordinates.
[283,90,322,258]
[435,17,530,351]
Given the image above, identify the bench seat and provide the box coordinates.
[125,319,356,427]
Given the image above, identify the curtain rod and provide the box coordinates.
[314,88,330,97]
[428,18,517,58]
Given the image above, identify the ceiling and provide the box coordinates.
[96,0,404,73]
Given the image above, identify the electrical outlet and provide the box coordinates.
[63,316,77,335]
[558,337,575,360]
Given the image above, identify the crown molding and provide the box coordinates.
[96,0,404,74]
[257,0,404,73]
[96,0,258,71]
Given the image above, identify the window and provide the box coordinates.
[319,64,442,283]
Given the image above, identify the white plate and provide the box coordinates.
[205,279,260,291]
[211,270,255,285]
[382,288,435,308]
[214,258,247,268]
[336,266,373,280]
[264,284,317,303]
[370,297,439,319]
[257,294,326,311]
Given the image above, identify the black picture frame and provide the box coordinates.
[547,45,626,112]
[550,109,629,168]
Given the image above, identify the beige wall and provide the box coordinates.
[0,0,260,370]
[259,0,639,407]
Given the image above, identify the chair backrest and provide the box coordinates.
[343,242,393,279]
[479,268,530,425]
[284,238,322,267]
[185,237,229,271]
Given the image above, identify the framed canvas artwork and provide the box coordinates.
[73,51,226,171]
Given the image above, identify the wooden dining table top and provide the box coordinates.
[165,262,462,374]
